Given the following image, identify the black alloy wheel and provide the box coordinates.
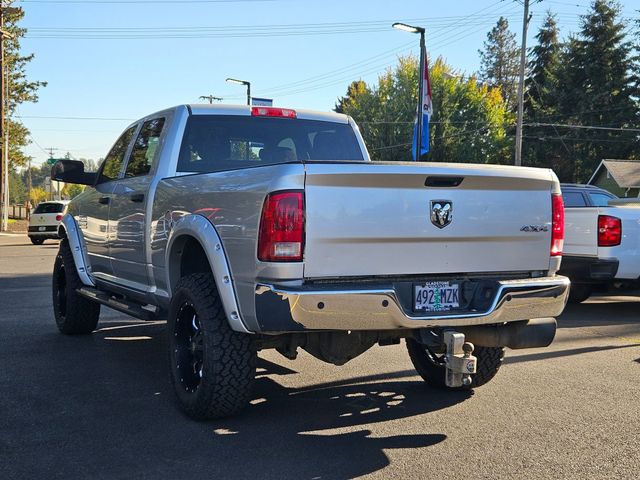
[54,255,68,319]
[52,238,100,334]
[167,273,256,420]
[173,302,205,393]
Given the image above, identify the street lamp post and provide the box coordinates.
[392,22,425,161]
[226,78,251,106]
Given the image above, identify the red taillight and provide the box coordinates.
[598,215,621,247]
[56,214,63,222]
[551,194,564,257]
[251,106,297,119]
[258,191,304,262]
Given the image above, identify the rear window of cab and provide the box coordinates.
[177,115,364,173]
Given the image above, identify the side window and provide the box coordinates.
[98,126,137,183]
[125,118,166,178]
[589,192,614,207]
[562,191,587,207]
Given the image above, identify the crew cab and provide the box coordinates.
[560,183,640,302]
[51,104,569,420]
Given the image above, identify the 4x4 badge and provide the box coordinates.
[430,200,453,228]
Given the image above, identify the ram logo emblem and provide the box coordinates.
[430,200,453,229]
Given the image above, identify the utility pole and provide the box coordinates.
[199,95,223,104]
[0,7,5,231]
[3,61,8,225]
[514,0,530,167]
[26,155,31,218]
[45,147,58,201]
[0,4,18,231]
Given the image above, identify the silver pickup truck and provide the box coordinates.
[51,104,569,420]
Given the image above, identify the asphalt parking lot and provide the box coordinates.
[1,234,639,480]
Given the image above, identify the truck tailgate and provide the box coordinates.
[303,162,555,278]
[563,207,599,257]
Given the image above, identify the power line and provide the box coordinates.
[523,135,637,144]
[12,114,135,121]
[19,0,281,3]
[370,142,411,152]
[525,122,640,133]
[25,8,526,40]
[530,105,639,122]
[26,14,524,33]
[243,3,520,99]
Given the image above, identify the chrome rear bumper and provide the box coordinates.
[254,276,570,332]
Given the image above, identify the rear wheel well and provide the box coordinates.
[169,236,213,292]
[57,224,68,239]
[180,237,211,278]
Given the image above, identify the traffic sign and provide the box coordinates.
[252,97,273,106]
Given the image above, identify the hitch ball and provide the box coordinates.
[444,332,477,388]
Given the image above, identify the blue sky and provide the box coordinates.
[14,0,639,166]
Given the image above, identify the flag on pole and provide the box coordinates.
[412,44,432,160]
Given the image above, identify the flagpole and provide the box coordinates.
[416,31,425,161]
[392,22,427,161]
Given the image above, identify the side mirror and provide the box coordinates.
[51,160,97,186]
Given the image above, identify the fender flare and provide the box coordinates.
[58,214,95,287]
[165,214,251,334]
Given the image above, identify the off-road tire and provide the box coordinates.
[568,284,592,304]
[168,273,256,420]
[406,338,505,389]
[52,238,100,334]
[30,237,44,245]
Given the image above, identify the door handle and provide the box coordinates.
[98,196,110,205]
[130,193,145,203]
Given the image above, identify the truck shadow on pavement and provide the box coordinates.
[3,319,464,480]
[207,362,456,479]
[559,297,640,328]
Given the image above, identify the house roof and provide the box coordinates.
[588,159,640,188]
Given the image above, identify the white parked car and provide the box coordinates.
[27,200,70,245]
[559,184,640,302]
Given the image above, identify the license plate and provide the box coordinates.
[38,226,46,231]
[414,282,459,312]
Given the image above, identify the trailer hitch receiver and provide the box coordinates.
[444,331,477,388]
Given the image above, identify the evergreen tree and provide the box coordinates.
[3,2,47,169]
[558,0,639,181]
[526,12,561,116]
[523,12,572,177]
[478,17,520,111]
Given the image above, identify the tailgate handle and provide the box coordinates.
[425,176,464,188]
[98,196,110,205]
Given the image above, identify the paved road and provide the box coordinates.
[1,234,639,480]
